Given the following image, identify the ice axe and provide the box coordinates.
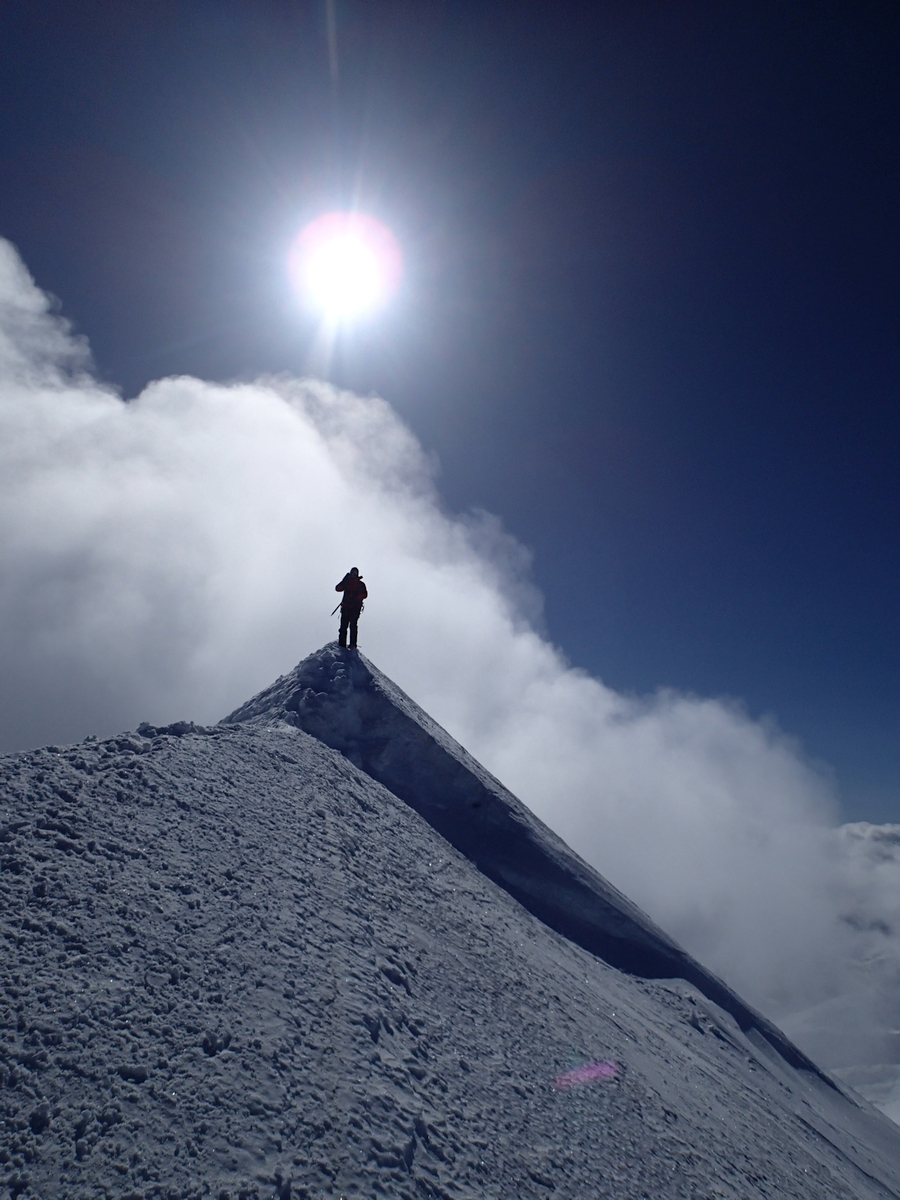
[330,601,342,616]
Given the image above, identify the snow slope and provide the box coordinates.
[0,648,899,1198]
[225,645,825,1081]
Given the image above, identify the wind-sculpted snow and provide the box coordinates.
[225,645,828,1084]
[3,663,900,1198]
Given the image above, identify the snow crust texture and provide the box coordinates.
[1,657,900,1197]
[225,646,823,1083]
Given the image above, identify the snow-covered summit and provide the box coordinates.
[225,643,821,1082]
[3,649,900,1195]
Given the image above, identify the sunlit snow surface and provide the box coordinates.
[224,643,829,1082]
[3,648,900,1196]
[231,646,900,1130]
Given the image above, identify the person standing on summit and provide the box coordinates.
[335,567,367,649]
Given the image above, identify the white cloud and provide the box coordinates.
[0,236,896,1087]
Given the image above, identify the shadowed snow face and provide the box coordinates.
[0,235,891,1059]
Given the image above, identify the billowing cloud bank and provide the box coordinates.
[1,237,898,1093]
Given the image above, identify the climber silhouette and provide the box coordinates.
[335,567,367,649]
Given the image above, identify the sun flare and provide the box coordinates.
[289,212,402,321]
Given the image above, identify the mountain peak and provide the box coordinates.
[225,643,821,1080]
[3,645,900,1196]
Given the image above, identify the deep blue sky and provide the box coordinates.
[2,1,898,819]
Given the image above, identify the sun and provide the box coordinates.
[289,212,402,321]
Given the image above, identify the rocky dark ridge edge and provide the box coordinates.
[223,643,826,1084]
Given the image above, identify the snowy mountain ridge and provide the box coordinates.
[224,644,825,1083]
[2,646,900,1197]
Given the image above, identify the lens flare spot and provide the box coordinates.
[552,1059,619,1090]
[289,212,402,320]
